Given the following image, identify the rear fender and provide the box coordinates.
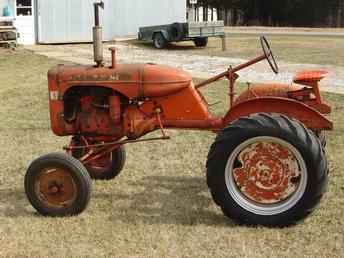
[153,30,169,41]
[223,97,333,130]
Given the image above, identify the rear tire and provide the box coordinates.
[25,153,92,217]
[170,22,185,41]
[206,113,328,226]
[315,131,327,148]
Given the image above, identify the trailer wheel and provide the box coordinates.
[206,113,328,226]
[70,137,126,180]
[170,22,185,41]
[25,153,92,217]
[194,37,208,47]
[153,33,167,49]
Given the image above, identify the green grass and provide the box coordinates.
[0,48,343,257]
[133,34,344,67]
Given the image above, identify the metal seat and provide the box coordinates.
[293,70,328,85]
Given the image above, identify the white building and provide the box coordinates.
[0,0,186,45]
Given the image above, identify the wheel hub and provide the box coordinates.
[225,136,308,216]
[36,167,77,208]
[233,141,300,204]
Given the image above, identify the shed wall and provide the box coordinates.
[38,0,186,43]
[0,0,14,16]
[0,0,6,12]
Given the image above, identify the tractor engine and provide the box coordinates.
[62,88,123,138]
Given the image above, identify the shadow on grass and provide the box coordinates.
[0,188,31,218]
[102,176,236,227]
[0,177,236,227]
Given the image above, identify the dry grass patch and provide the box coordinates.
[0,48,343,257]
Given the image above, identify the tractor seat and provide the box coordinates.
[142,64,192,97]
[293,70,328,85]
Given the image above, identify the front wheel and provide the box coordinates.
[25,153,92,217]
[206,113,328,226]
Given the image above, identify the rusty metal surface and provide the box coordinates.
[233,141,301,204]
[235,82,332,114]
[234,83,295,104]
[49,63,191,99]
[225,136,308,216]
[47,43,333,146]
[293,70,329,84]
[224,97,333,130]
[35,167,77,209]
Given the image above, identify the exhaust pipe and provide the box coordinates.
[93,1,104,67]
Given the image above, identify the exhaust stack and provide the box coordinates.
[93,1,104,67]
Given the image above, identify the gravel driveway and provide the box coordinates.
[25,42,344,94]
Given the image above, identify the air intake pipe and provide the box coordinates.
[93,1,104,67]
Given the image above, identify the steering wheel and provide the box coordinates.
[260,36,279,74]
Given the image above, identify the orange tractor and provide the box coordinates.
[25,2,332,226]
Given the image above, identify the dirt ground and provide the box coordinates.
[25,39,344,94]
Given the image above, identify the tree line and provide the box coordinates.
[188,0,344,27]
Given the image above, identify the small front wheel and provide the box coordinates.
[25,153,92,217]
[207,113,328,226]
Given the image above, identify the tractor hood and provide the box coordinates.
[48,63,192,99]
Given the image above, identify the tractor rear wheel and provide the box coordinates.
[315,131,327,148]
[206,113,328,226]
[25,153,91,217]
[70,137,126,180]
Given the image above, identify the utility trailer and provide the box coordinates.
[138,21,225,49]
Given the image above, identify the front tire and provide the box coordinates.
[25,153,92,217]
[206,113,328,226]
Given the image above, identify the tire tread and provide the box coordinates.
[206,113,328,226]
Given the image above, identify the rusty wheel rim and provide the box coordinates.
[225,137,307,216]
[34,167,77,209]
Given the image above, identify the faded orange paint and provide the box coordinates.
[43,44,335,192]
[140,83,211,121]
[224,97,333,130]
[293,70,328,85]
[47,49,332,144]
[234,81,331,114]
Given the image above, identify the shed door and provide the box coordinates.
[37,0,94,43]
[15,0,35,45]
